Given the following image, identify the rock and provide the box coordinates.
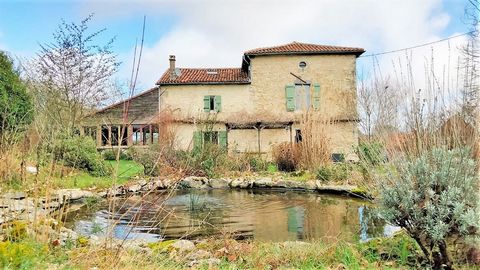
[152,179,164,189]
[229,179,250,188]
[171,239,195,252]
[253,177,273,188]
[59,227,78,245]
[2,192,26,200]
[4,198,35,212]
[26,166,38,174]
[42,201,61,210]
[186,249,212,260]
[127,184,142,193]
[180,176,209,189]
[209,178,230,189]
[55,189,94,202]
[304,181,318,190]
[316,184,355,193]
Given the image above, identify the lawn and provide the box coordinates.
[52,160,144,190]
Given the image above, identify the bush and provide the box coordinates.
[272,143,299,172]
[316,163,351,182]
[52,135,110,176]
[102,149,134,160]
[358,141,385,166]
[102,149,117,160]
[133,144,161,177]
[377,147,479,269]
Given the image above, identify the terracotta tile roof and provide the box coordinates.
[245,41,365,56]
[157,68,250,85]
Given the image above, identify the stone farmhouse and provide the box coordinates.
[82,42,365,161]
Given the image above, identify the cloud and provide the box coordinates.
[83,0,469,96]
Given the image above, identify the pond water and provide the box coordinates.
[64,189,397,243]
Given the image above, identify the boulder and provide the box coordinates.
[55,189,94,202]
[253,177,274,188]
[209,178,230,189]
[180,176,209,189]
[171,239,196,252]
[126,184,142,193]
[304,181,318,190]
[186,249,212,261]
[2,192,26,200]
[229,179,250,188]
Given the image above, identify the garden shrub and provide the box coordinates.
[52,135,110,176]
[102,149,117,160]
[272,143,299,172]
[316,163,352,182]
[358,141,385,166]
[102,149,133,160]
[377,147,479,269]
[133,144,161,177]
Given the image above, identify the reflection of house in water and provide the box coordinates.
[84,190,383,242]
[288,207,305,238]
[303,197,361,241]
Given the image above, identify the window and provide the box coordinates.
[285,83,321,112]
[203,131,218,144]
[111,126,119,146]
[83,126,97,142]
[299,61,307,69]
[193,131,227,149]
[101,126,109,146]
[331,153,345,163]
[295,83,311,110]
[132,125,142,145]
[203,95,221,112]
[295,129,302,143]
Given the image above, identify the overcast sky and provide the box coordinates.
[0,0,473,97]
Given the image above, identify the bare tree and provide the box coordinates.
[35,14,119,132]
[460,0,479,123]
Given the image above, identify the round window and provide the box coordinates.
[299,61,307,68]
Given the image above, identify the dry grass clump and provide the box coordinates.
[297,112,332,169]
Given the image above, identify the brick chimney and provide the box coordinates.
[169,55,177,80]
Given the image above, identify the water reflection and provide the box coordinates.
[64,189,394,242]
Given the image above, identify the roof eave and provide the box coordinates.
[245,50,365,57]
[157,81,251,86]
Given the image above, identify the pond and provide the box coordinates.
[63,189,397,243]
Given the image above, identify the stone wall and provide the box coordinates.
[249,54,358,121]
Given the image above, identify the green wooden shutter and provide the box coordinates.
[218,131,227,149]
[193,131,203,150]
[215,95,222,112]
[313,83,321,110]
[203,96,210,112]
[285,85,295,111]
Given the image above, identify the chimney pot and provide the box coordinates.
[169,55,176,80]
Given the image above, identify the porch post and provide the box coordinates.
[107,126,112,146]
[127,125,133,146]
[96,125,102,147]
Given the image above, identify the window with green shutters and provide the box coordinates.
[313,83,321,110]
[285,85,295,111]
[203,95,221,112]
[218,131,227,148]
[193,131,203,150]
[192,130,227,149]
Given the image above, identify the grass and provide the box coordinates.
[53,160,144,190]
[3,159,145,192]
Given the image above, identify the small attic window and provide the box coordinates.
[299,61,307,69]
[206,70,218,75]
